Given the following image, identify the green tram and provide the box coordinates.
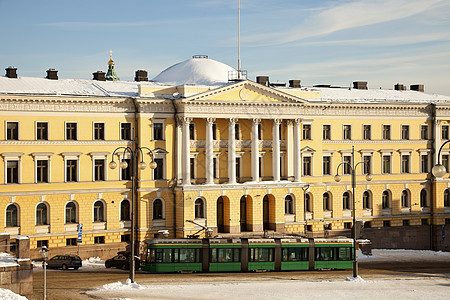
[141,237,353,273]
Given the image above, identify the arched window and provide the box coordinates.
[153,199,163,220]
[305,193,312,212]
[93,201,104,222]
[444,189,450,207]
[195,198,204,219]
[382,191,390,209]
[285,195,294,214]
[401,190,410,208]
[65,202,77,223]
[6,204,18,227]
[120,200,130,221]
[362,191,371,209]
[323,192,331,211]
[36,203,48,225]
[343,192,351,210]
[420,189,428,207]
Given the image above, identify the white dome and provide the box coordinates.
[152,56,236,85]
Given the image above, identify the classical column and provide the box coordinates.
[251,118,261,182]
[272,119,281,181]
[182,117,192,185]
[293,118,302,182]
[286,120,294,179]
[205,117,216,184]
[175,116,183,184]
[228,118,238,184]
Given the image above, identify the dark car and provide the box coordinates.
[105,253,140,270]
[47,255,82,270]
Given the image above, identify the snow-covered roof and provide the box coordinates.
[304,87,450,103]
[152,56,236,86]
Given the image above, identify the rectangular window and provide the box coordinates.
[66,160,78,182]
[94,236,105,244]
[94,123,105,140]
[382,155,391,174]
[121,159,131,180]
[6,122,19,140]
[121,123,132,140]
[323,156,331,175]
[383,125,391,140]
[443,125,449,140]
[363,125,371,140]
[36,122,48,140]
[66,238,77,246]
[65,122,77,140]
[249,248,274,262]
[236,158,241,179]
[383,220,390,227]
[421,219,428,225]
[258,124,262,140]
[36,160,49,183]
[189,123,195,140]
[190,157,195,179]
[212,123,217,140]
[401,125,409,140]
[421,154,429,173]
[343,156,351,175]
[94,159,105,181]
[213,158,218,179]
[7,161,19,183]
[403,220,409,226]
[235,124,240,140]
[401,155,410,173]
[363,156,371,174]
[154,158,164,180]
[37,240,48,248]
[421,125,428,140]
[303,157,311,176]
[303,124,311,140]
[343,125,351,140]
[443,155,449,173]
[323,125,331,140]
[282,247,308,262]
[121,234,131,242]
[153,123,163,140]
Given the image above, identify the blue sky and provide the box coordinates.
[1,0,449,94]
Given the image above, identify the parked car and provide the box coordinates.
[46,255,82,270]
[105,253,140,270]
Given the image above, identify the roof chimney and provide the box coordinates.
[135,70,148,82]
[46,69,58,80]
[289,80,301,88]
[256,76,269,86]
[353,81,367,90]
[93,71,106,81]
[394,83,406,91]
[5,67,17,78]
[410,84,424,92]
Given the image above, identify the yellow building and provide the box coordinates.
[1,56,449,257]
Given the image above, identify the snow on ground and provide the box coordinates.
[85,249,450,300]
[0,288,28,300]
[0,252,19,267]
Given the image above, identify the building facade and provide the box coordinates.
[1,57,450,257]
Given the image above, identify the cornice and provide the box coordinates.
[0,140,133,146]
[323,139,431,145]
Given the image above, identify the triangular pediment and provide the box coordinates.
[182,80,308,104]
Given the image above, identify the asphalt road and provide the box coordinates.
[30,258,450,300]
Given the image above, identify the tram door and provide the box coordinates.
[240,196,247,231]
[263,195,270,230]
[217,197,224,233]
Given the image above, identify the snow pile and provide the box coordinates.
[358,249,450,262]
[0,288,27,299]
[98,278,144,291]
[0,252,19,267]
[346,275,365,282]
[82,257,104,269]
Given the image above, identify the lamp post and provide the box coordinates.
[109,146,157,283]
[432,140,450,178]
[334,146,372,278]
[301,184,310,235]
[39,245,48,300]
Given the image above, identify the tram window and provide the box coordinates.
[315,247,333,261]
[210,248,240,263]
[163,249,172,263]
[233,248,240,262]
[250,248,274,262]
[282,247,308,262]
[179,248,200,263]
[338,247,352,261]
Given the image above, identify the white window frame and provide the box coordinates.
[322,124,331,140]
[379,149,394,174]
[5,121,19,140]
[152,119,165,141]
[32,152,53,183]
[64,121,78,140]
[89,152,109,181]
[92,199,107,223]
[362,124,371,140]
[1,152,23,184]
[401,124,410,140]
[152,198,166,220]
[35,121,49,140]
[442,124,450,140]
[190,152,199,180]
[213,152,221,179]
[153,148,168,180]
[62,152,82,182]
[343,124,352,140]
[92,122,105,140]
[120,122,133,140]
[382,124,391,140]
[398,149,412,174]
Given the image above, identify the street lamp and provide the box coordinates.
[109,146,157,283]
[39,245,48,300]
[301,184,310,235]
[432,140,450,178]
[334,146,372,278]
